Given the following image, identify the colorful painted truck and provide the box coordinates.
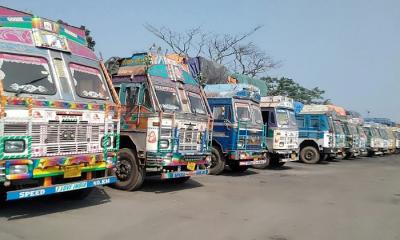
[0,7,119,201]
[295,105,337,164]
[385,127,396,154]
[393,128,400,153]
[106,53,211,190]
[259,96,299,167]
[204,84,267,174]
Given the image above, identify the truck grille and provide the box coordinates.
[31,120,106,156]
[178,128,199,152]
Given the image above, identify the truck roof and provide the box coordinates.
[204,84,261,103]
[0,6,96,60]
[260,96,294,109]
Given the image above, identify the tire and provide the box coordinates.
[300,146,320,164]
[167,176,191,184]
[64,188,93,200]
[228,162,249,172]
[252,155,270,169]
[268,155,285,168]
[209,147,225,175]
[321,154,329,161]
[114,148,145,191]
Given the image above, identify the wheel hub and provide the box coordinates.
[116,159,132,181]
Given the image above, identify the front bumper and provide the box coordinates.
[6,176,117,201]
[0,152,116,181]
[273,149,299,162]
[323,147,336,155]
[161,169,209,179]
[146,152,210,167]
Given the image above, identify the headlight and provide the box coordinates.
[9,165,28,175]
[101,136,112,148]
[279,142,284,147]
[4,140,26,153]
[159,139,170,149]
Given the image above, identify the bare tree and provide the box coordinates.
[144,24,278,77]
[233,43,280,77]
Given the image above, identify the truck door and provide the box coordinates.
[212,105,233,151]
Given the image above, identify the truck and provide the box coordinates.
[377,125,389,154]
[385,127,396,154]
[259,96,299,167]
[106,53,211,190]
[204,84,267,174]
[393,128,400,153]
[295,105,337,164]
[342,120,361,158]
[332,119,346,158]
[0,7,119,201]
[363,123,384,156]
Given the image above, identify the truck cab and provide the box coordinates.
[205,84,267,174]
[296,110,336,164]
[333,119,346,158]
[259,96,299,167]
[377,126,389,154]
[356,125,368,156]
[342,121,361,158]
[107,53,211,190]
[0,7,119,201]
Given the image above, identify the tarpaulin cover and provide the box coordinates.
[188,56,230,84]
[231,74,268,97]
[294,101,304,114]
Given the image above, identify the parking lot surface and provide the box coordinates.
[1,155,400,240]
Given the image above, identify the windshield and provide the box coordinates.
[276,109,291,126]
[357,126,366,138]
[251,105,263,124]
[288,110,297,126]
[154,85,181,112]
[348,125,358,135]
[188,92,207,115]
[70,63,110,100]
[371,128,380,137]
[236,104,251,122]
[379,129,388,139]
[334,121,344,134]
[0,53,56,95]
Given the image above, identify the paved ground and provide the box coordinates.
[1,155,400,240]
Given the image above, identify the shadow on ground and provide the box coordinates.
[138,177,204,194]
[0,188,111,221]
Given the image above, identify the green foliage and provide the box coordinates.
[261,76,326,104]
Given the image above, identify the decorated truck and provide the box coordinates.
[259,96,299,167]
[106,53,211,190]
[204,84,267,174]
[0,7,119,201]
[295,105,337,164]
[363,123,384,156]
[342,120,361,158]
[332,119,346,158]
[377,125,389,154]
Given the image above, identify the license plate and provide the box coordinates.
[291,153,297,160]
[187,162,196,171]
[64,165,81,178]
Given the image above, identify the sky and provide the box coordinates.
[1,0,399,121]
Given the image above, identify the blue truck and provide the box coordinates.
[295,105,337,164]
[204,84,268,174]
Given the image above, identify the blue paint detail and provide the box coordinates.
[296,113,329,140]
[6,176,117,201]
[206,86,266,159]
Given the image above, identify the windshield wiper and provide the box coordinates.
[15,74,49,97]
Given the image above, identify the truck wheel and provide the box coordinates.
[251,155,270,169]
[64,188,93,200]
[167,176,191,184]
[114,148,144,191]
[268,156,285,168]
[300,146,320,164]
[210,147,225,175]
[228,162,249,172]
